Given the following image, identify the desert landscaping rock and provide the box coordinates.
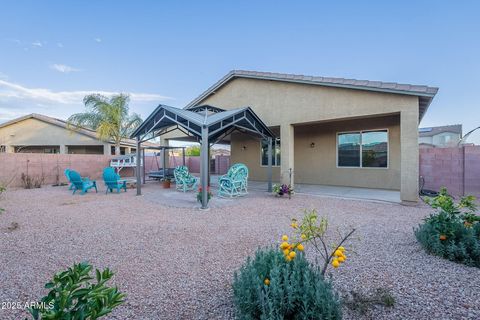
[0,184,479,319]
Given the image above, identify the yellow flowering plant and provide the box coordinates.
[280,209,355,276]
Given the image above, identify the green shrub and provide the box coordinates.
[185,145,201,156]
[415,188,480,267]
[232,248,341,320]
[415,217,480,267]
[30,262,125,319]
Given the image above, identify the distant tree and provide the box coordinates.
[185,145,201,156]
[67,94,142,155]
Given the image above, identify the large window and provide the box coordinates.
[261,138,281,166]
[337,130,388,168]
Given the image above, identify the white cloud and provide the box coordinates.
[5,38,21,45]
[31,41,43,47]
[0,79,172,122]
[0,79,170,104]
[57,42,64,48]
[50,64,81,73]
[94,38,102,43]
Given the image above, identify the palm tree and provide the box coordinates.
[67,93,143,155]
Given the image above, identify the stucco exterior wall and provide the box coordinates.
[0,118,104,147]
[198,77,420,201]
[200,78,418,125]
[230,132,281,182]
[419,132,461,148]
[295,115,400,189]
[230,115,400,190]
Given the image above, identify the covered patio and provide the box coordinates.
[130,104,275,209]
[133,175,400,207]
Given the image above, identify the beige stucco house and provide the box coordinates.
[419,124,462,148]
[171,70,438,202]
[0,113,147,155]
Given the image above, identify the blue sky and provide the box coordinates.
[1,1,479,142]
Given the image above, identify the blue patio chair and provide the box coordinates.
[174,166,198,192]
[218,163,249,197]
[67,170,97,195]
[65,168,90,190]
[103,167,127,194]
[64,169,74,190]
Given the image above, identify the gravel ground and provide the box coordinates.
[0,184,479,320]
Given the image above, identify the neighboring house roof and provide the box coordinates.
[0,113,157,147]
[419,124,462,137]
[185,70,439,121]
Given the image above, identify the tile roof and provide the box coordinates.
[185,70,439,120]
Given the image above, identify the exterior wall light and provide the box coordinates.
[242,145,247,150]
[310,142,315,148]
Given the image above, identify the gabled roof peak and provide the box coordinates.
[185,70,439,121]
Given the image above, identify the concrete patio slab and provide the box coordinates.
[142,182,254,209]
[207,175,401,203]
[143,174,400,204]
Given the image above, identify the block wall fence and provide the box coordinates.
[0,154,230,188]
[419,146,480,197]
[1,149,477,196]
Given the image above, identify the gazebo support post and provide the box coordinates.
[208,144,211,186]
[136,137,142,196]
[182,147,186,166]
[200,126,209,209]
[267,137,273,192]
[142,147,146,184]
[162,147,167,174]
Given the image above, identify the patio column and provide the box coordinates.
[280,123,294,186]
[400,109,419,202]
[136,137,142,196]
[267,137,273,192]
[103,144,110,155]
[200,126,209,209]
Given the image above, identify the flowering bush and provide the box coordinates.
[281,209,355,275]
[272,184,294,198]
[233,248,341,319]
[232,208,356,319]
[415,187,480,267]
[196,186,213,203]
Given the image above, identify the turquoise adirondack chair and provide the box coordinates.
[174,166,198,192]
[64,169,74,190]
[67,170,97,195]
[103,167,127,194]
[218,163,249,197]
[65,168,90,190]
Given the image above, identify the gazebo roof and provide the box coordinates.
[130,104,275,143]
